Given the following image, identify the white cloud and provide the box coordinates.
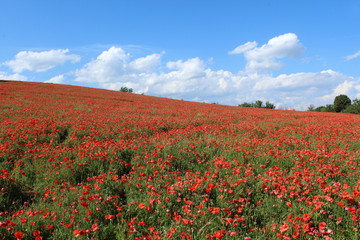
[229,41,257,55]
[0,71,27,81]
[71,40,360,110]
[74,47,130,83]
[345,50,360,61]
[166,57,206,80]
[253,70,345,91]
[4,49,80,73]
[45,74,65,84]
[129,53,162,72]
[320,80,357,102]
[74,47,242,98]
[231,33,305,72]
[249,70,357,109]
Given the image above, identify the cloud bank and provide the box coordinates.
[2,33,359,110]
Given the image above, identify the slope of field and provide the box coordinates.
[1,81,360,239]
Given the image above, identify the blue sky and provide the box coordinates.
[1,0,360,109]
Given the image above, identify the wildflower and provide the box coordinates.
[319,222,326,230]
[91,224,100,232]
[280,222,289,233]
[14,232,24,240]
[74,229,86,237]
[105,214,115,220]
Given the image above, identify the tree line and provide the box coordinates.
[308,94,360,114]
[119,87,133,93]
[238,100,276,109]
[120,86,359,115]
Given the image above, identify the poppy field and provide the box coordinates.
[1,81,360,239]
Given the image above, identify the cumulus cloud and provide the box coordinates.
[3,49,80,73]
[345,50,360,61]
[74,47,242,99]
[71,37,359,110]
[129,53,162,72]
[75,47,131,83]
[230,33,305,72]
[45,74,65,84]
[0,71,27,81]
[166,57,206,80]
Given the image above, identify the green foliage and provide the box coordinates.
[334,94,351,112]
[238,102,253,108]
[324,104,335,112]
[265,101,275,109]
[342,104,360,114]
[238,100,276,109]
[352,98,360,106]
[120,86,133,93]
[314,104,335,113]
[314,106,325,112]
[254,100,263,108]
[313,96,360,115]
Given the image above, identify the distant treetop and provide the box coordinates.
[120,87,133,93]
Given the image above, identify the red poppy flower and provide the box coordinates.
[14,232,24,240]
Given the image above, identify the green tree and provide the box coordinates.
[334,94,351,112]
[265,101,275,109]
[238,102,253,108]
[325,104,335,112]
[120,87,133,93]
[353,98,360,106]
[343,98,360,114]
[254,100,263,108]
[343,105,360,114]
[314,106,325,112]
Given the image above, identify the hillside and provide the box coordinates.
[1,81,360,239]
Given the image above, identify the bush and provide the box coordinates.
[342,104,360,114]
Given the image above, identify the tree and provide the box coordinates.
[238,102,253,108]
[353,98,360,106]
[307,104,315,111]
[265,101,275,109]
[254,100,263,108]
[120,87,133,93]
[334,94,351,112]
[343,104,360,114]
[315,106,325,112]
[325,104,335,112]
